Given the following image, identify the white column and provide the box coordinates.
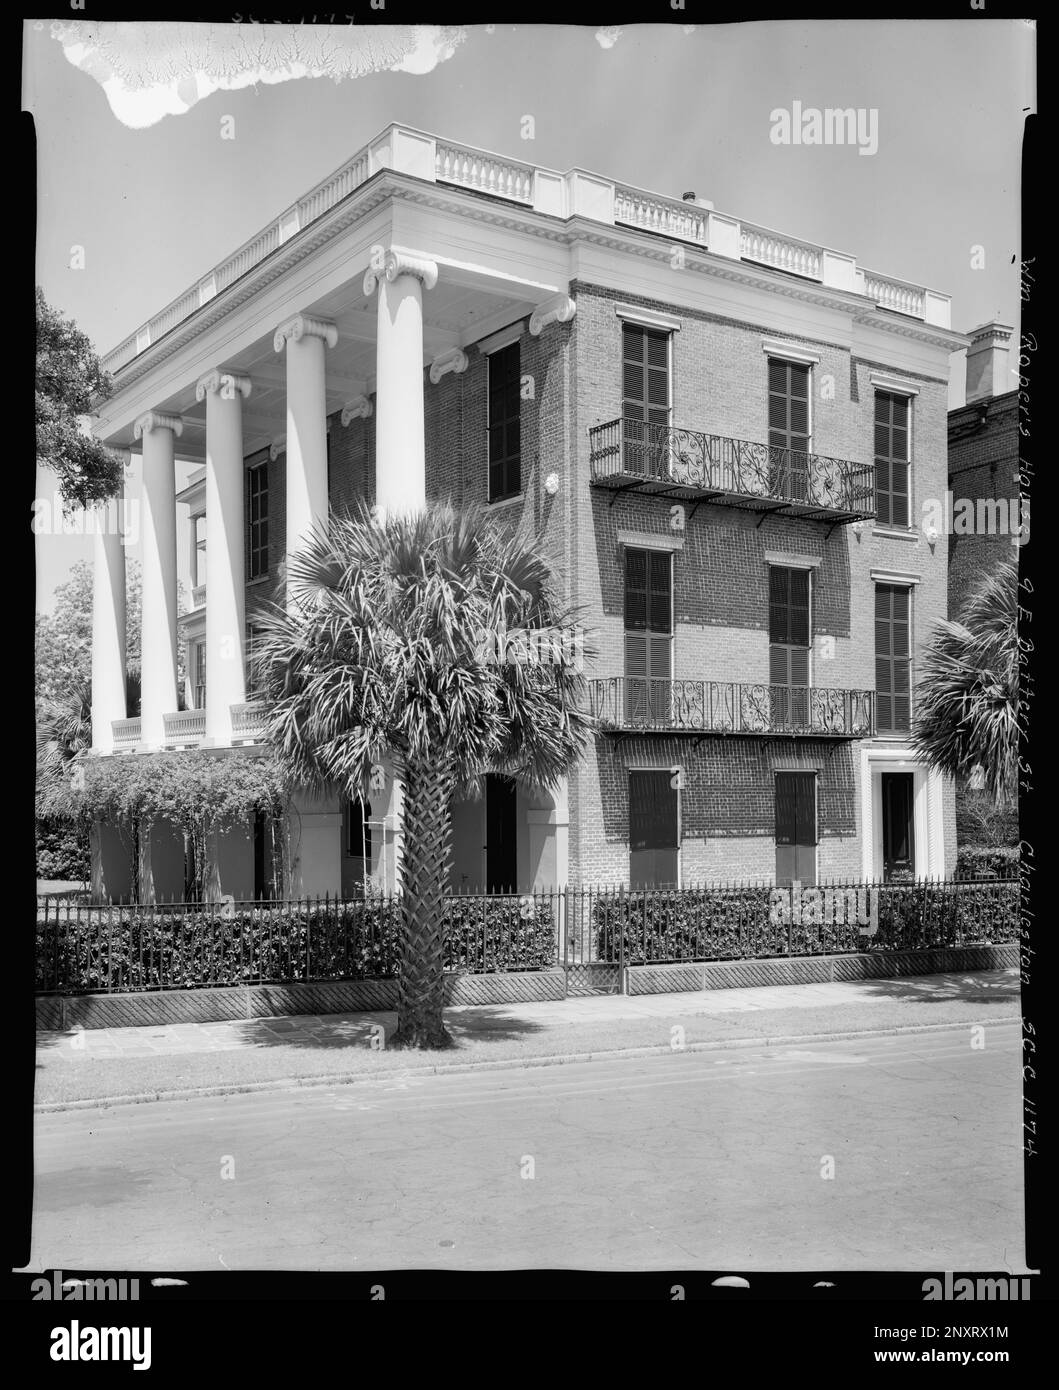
[196,370,252,745]
[134,411,182,747]
[273,314,337,607]
[90,496,127,753]
[364,248,438,516]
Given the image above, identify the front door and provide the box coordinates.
[485,775,517,893]
[881,772,915,880]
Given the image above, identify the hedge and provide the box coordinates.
[36,895,557,994]
[592,880,1020,964]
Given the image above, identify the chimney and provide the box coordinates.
[965,321,1014,403]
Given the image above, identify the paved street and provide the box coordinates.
[29,1021,1026,1272]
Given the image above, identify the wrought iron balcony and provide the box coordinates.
[589,418,876,523]
[590,677,874,738]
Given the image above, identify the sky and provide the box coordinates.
[26,18,1036,612]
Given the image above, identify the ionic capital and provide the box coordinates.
[196,369,252,402]
[363,246,439,296]
[529,292,577,336]
[429,347,469,386]
[273,314,338,354]
[133,411,184,440]
[341,396,373,426]
[269,434,286,462]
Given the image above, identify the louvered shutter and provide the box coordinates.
[875,584,912,733]
[874,392,910,528]
[769,567,810,727]
[768,360,811,499]
[775,772,817,886]
[623,324,669,475]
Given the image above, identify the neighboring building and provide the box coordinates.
[947,322,1020,618]
[87,124,966,901]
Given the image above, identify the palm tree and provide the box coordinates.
[254,500,594,1049]
[911,558,1022,807]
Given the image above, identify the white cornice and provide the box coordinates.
[870,568,922,586]
[869,372,921,397]
[475,321,525,355]
[615,303,682,332]
[761,337,821,366]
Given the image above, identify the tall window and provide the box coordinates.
[347,797,373,862]
[194,642,206,711]
[875,584,912,734]
[624,548,672,725]
[248,461,269,579]
[775,772,817,886]
[768,566,811,729]
[193,513,206,589]
[874,391,911,528]
[630,770,679,888]
[488,341,521,502]
[622,323,670,475]
[245,622,264,700]
[767,358,811,500]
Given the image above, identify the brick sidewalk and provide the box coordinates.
[38,968,1020,1060]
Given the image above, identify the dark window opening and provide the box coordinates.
[484,774,517,893]
[874,391,910,528]
[630,770,679,888]
[488,341,521,502]
[881,772,915,880]
[775,771,817,886]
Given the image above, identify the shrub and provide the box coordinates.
[35,894,557,994]
[955,846,1020,879]
[35,817,89,882]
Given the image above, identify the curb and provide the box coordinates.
[34,1013,1020,1113]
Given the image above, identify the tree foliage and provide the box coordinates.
[912,559,1022,807]
[254,500,594,1047]
[36,286,122,507]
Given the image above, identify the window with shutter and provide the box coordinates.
[630,770,679,888]
[875,584,912,734]
[874,392,910,528]
[767,359,811,500]
[622,323,670,475]
[247,460,269,579]
[775,771,817,886]
[625,549,672,724]
[488,341,521,502]
[768,566,811,729]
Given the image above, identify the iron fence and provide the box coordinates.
[36,876,1019,996]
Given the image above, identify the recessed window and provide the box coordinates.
[875,584,912,734]
[488,341,521,502]
[775,771,817,886]
[768,358,811,500]
[630,770,679,888]
[193,513,206,588]
[245,622,264,700]
[347,797,372,862]
[874,391,911,528]
[194,642,206,711]
[248,461,269,579]
[624,548,672,726]
[768,566,811,729]
[622,322,670,476]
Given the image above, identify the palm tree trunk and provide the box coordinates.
[390,756,454,1049]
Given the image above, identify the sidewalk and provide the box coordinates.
[35,968,1021,1109]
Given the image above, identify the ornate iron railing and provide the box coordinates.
[590,677,874,737]
[589,418,876,520]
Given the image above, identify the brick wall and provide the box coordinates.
[946,391,1020,617]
